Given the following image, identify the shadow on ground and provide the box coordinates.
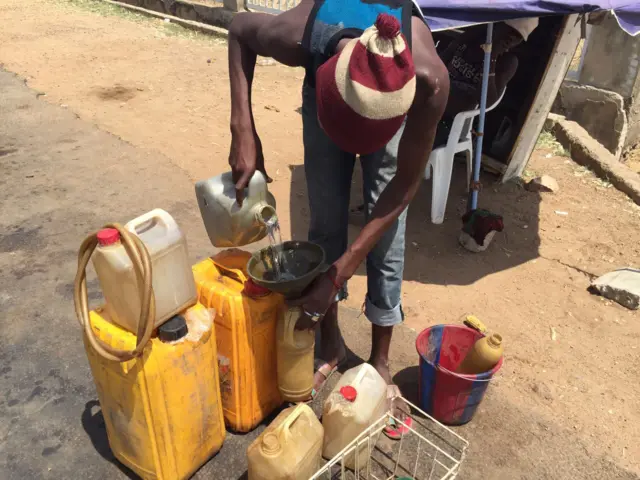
[289,159,542,287]
[81,401,138,479]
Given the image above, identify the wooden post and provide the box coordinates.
[502,14,582,182]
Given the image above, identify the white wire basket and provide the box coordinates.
[310,397,468,480]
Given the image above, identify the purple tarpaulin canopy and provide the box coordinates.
[417,0,640,36]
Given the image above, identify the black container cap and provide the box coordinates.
[158,314,188,341]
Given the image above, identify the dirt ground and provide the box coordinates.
[1,0,640,477]
[624,144,640,174]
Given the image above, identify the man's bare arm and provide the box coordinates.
[227,4,311,201]
[333,17,450,282]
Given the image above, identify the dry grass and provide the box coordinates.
[59,0,227,44]
[568,38,585,73]
[536,130,570,157]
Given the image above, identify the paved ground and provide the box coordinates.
[2,69,639,479]
[0,68,214,478]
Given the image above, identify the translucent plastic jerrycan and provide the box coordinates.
[247,403,323,480]
[276,307,315,402]
[92,209,197,333]
[84,303,226,480]
[195,171,276,247]
[322,364,388,468]
[192,250,284,432]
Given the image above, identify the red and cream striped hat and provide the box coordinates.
[316,13,416,155]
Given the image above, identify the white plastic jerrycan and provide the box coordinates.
[322,364,388,469]
[247,403,324,480]
[92,209,197,333]
[195,171,276,247]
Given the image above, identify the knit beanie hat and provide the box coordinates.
[315,13,416,155]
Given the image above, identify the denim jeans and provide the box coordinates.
[302,85,407,327]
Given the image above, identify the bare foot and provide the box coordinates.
[312,303,346,394]
[368,357,392,385]
[313,345,346,392]
[368,357,409,423]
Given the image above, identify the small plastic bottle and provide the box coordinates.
[457,334,504,375]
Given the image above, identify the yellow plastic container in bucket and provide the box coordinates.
[416,324,503,425]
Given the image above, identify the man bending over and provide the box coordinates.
[227,0,449,413]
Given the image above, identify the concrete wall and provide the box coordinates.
[579,14,640,98]
[118,0,236,28]
[578,13,640,151]
[553,83,627,158]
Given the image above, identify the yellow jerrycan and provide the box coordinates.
[84,304,225,479]
[247,403,324,480]
[192,249,284,432]
[276,307,315,402]
[75,225,225,480]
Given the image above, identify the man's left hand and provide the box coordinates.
[288,270,340,330]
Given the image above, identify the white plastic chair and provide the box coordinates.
[425,88,506,224]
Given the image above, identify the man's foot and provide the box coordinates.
[368,356,392,385]
[311,346,347,399]
[368,323,393,383]
[309,303,347,399]
[367,357,405,408]
[370,357,411,439]
[367,324,410,432]
[383,385,413,439]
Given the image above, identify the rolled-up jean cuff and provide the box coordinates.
[364,295,404,327]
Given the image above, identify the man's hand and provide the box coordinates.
[288,270,339,330]
[229,130,271,206]
[227,6,309,206]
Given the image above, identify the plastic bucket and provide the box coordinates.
[415,324,503,426]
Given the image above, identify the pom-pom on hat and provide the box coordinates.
[315,13,416,155]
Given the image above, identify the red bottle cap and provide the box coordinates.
[243,278,271,298]
[96,228,120,246]
[340,386,357,402]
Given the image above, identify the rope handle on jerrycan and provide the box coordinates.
[74,223,156,362]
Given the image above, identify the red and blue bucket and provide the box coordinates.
[416,324,503,426]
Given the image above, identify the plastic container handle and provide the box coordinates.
[352,365,370,387]
[210,258,248,284]
[278,404,306,442]
[212,249,252,271]
[125,208,176,236]
[247,171,267,200]
[283,307,300,346]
